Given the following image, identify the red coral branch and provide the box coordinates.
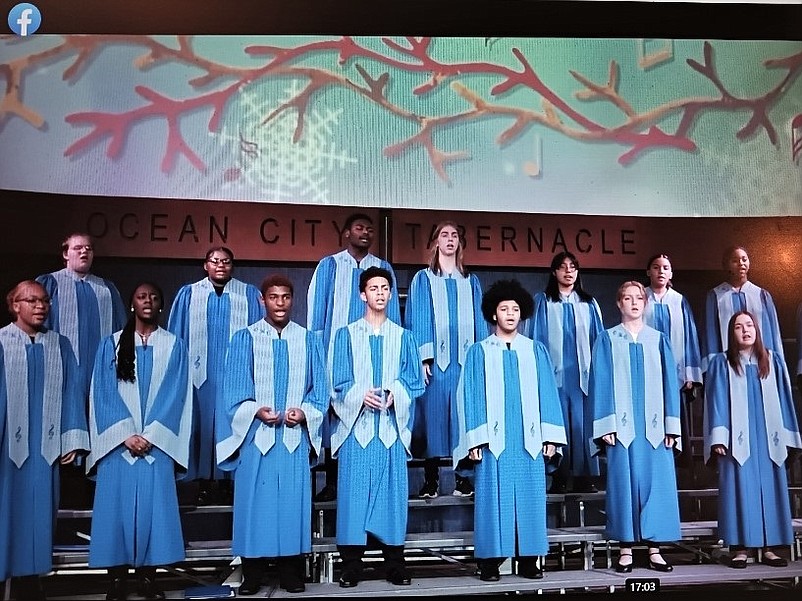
[2,35,801,182]
[64,82,239,172]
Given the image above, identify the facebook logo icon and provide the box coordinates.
[8,3,41,36]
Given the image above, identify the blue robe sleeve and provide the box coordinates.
[589,299,604,347]
[470,275,489,341]
[167,285,193,342]
[330,327,361,432]
[773,352,802,448]
[382,261,402,325]
[216,329,257,471]
[141,337,193,474]
[0,348,6,461]
[58,335,89,454]
[35,274,58,331]
[246,285,264,325]
[681,296,703,385]
[535,341,566,468]
[530,293,548,342]
[589,330,616,446]
[459,343,489,454]
[405,270,435,361]
[389,330,425,430]
[703,289,721,371]
[105,279,128,332]
[704,353,732,460]
[86,336,139,476]
[307,257,335,340]
[660,333,682,439]
[760,289,785,360]
[302,330,329,458]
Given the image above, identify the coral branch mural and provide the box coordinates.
[1,35,800,215]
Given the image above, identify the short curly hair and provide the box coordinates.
[481,279,534,323]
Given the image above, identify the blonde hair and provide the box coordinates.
[616,280,647,303]
[428,221,467,276]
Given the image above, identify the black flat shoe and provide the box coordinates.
[238,580,262,595]
[762,556,788,567]
[478,559,501,582]
[283,582,306,593]
[615,561,633,574]
[518,565,543,579]
[387,568,412,585]
[338,570,360,588]
[730,558,748,569]
[648,554,673,573]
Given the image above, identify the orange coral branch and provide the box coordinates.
[2,35,801,182]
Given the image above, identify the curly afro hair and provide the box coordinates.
[481,279,534,323]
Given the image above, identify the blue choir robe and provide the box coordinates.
[404,268,487,459]
[529,292,603,477]
[704,352,802,548]
[645,287,703,388]
[86,328,192,568]
[590,325,681,544]
[0,324,88,580]
[703,281,784,372]
[216,320,328,559]
[330,318,424,546]
[167,277,263,480]
[36,268,127,397]
[454,334,566,559]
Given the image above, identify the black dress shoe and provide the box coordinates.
[478,558,502,581]
[138,577,166,600]
[730,557,748,569]
[105,578,127,601]
[283,581,306,593]
[615,561,633,574]
[518,564,543,579]
[762,556,788,567]
[338,570,360,588]
[238,580,262,595]
[648,554,673,573]
[387,568,412,585]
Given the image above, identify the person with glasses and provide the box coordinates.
[0,280,89,601]
[528,251,603,493]
[306,213,401,503]
[167,247,263,505]
[86,282,192,601]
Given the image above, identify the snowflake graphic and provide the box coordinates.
[217,81,357,203]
